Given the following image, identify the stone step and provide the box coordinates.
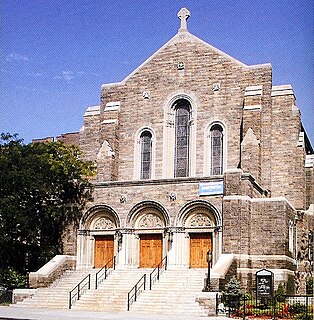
[15,268,209,316]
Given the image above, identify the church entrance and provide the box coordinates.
[189,233,212,268]
[94,235,114,268]
[139,234,162,268]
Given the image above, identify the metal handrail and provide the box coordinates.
[127,274,146,311]
[149,256,167,290]
[69,273,91,309]
[95,256,116,289]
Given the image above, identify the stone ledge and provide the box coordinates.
[196,291,219,316]
[83,105,100,117]
[271,84,295,97]
[29,255,76,288]
[245,85,263,96]
[12,288,37,304]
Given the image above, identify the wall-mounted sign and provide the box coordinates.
[256,269,274,298]
[199,181,224,196]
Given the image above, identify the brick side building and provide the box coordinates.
[32,132,80,146]
[60,8,313,293]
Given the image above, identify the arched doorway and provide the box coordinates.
[91,216,116,268]
[77,205,120,269]
[176,200,222,269]
[186,212,214,268]
[127,201,170,268]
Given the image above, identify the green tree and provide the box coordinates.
[223,276,242,308]
[0,133,95,288]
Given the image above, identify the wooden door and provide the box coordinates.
[94,235,114,268]
[139,234,162,268]
[189,233,212,268]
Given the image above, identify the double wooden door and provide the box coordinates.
[94,235,114,268]
[139,234,162,268]
[189,233,212,268]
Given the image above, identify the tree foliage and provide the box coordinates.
[224,276,242,297]
[0,133,95,287]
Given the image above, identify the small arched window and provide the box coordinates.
[140,131,152,179]
[210,124,223,175]
[174,99,191,177]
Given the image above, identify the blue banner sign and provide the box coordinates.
[199,181,224,196]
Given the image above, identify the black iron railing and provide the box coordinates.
[127,274,146,311]
[149,256,167,290]
[95,256,116,289]
[69,274,91,309]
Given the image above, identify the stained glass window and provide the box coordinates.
[174,99,190,177]
[210,124,223,175]
[140,131,152,179]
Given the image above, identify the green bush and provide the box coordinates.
[306,277,313,294]
[0,268,26,289]
[288,302,307,314]
[274,282,286,302]
[294,312,313,320]
[223,276,242,308]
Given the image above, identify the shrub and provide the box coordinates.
[274,283,286,303]
[0,268,26,289]
[288,302,307,314]
[306,277,313,294]
[223,276,242,308]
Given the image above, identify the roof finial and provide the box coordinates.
[178,8,190,31]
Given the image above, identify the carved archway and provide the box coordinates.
[80,205,120,230]
[77,205,120,270]
[187,213,213,227]
[127,201,169,268]
[175,200,222,268]
[127,201,170,229]
[176,200,221,227]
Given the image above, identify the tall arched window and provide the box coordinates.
[140,131,152,179]
[210,124,223,175]
[174,99,191,177]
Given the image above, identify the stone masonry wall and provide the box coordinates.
[98,34,273,183]
[305,166,313,209]
[271,93,306,209]
[86,178,224,227]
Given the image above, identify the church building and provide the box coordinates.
[66,8,313,292]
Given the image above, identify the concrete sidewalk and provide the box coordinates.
[0,306,230,320]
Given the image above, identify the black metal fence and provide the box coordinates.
[216,294,313,320]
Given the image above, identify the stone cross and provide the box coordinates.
[177,7,190,31]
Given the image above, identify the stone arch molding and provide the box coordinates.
[80,205,120,230]
[176,200,222,228]
[164,90,199,112]
[127,201,170,229]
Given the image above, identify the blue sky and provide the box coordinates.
[1,0,313,144]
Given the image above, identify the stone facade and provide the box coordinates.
[59,8,313,293]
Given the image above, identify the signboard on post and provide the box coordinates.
[256,269,274,298]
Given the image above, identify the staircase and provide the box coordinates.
[13,269,92,309]
[72,269,150,312]
[130,269,208,316]
[12,268,209,316]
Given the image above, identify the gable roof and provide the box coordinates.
[102,9,271,89]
